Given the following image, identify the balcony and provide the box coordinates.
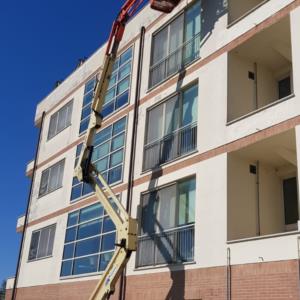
[136,224,194,267]
[143,122,197,171]
[228,129,299,241]
[228,0,269,25]
[227,15,293,122]
[149,33,200,88]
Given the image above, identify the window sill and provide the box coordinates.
[226,93,295,126]
[27,255,53,263]
[60,271,103,281]
[227,0,270,28]
[141,149,198,176]
[134,260,196,272]
[147,56,201,94]
[227,230,300,244]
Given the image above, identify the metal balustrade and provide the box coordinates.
[143,123,197,171]
[136,224,194,267]
[149,33,201,88]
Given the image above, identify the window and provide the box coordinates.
[71,117,127,202]
[79,77,97,134]
[28,225,56,261]
[79,47,133,135]
[39,160,65,197]
[144,84,198,170]
[278,76,291,99]
[149,1,201,88]
[48,101,73,140]
[283,177,299,226]
[137,177,195,267]
[60,203,116,277]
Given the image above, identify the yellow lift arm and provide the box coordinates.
[74,1,180,299]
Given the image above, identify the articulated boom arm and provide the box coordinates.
[74,1,180,299]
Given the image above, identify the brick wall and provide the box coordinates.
[6,260,300,300]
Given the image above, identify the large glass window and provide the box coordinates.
[28,225,56,261]
[149,1,201,88]
[60,203,116,277]
[79,47,133,135]
[39,160,65,197]
[71,117,127,202]
[48,100,73,140]
[144,84,198,170]
[137,177,195,267]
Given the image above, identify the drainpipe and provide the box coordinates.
[227,247,232,300]
[11,111,46,300]
[254,62,258,110]
[256,161,261,236]
[119,26,145,300]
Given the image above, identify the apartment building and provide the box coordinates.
[6,0,300,299]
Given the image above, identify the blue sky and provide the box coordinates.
[0,0,140,284]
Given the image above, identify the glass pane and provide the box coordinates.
[57,105,68,133]
[182,85,198,126]
[147,104,163,143]
[102,102,115,118]
[84,78,96,94]
[103,217,115,233]
[108,73,117,89]
[48,113,58,139]
[65,227,77,243]
[185,0,201,41]
[66,101,73,126]
[164,96,179,135]
[83,90,94,107]
[79,118,90,134]
[39,169,49,196]
[120,47,132,65]
[73,255,98,275]
[46,225,56,256]
[95,157,109,173]
[57,161,64,189]
[110,149,123,167]
[77,219,102,240]
[108,165,122,184]
[169,14,184,52]
[104,88,115,104]
[178,178,196,225]
[99,252,114,272]
[92,142,110,161]
[152,27,168,65]
[112,59,119,72]
[141,192,158,235]
[81,105,92,120]
[112,133,125,151]
[75,237,101,257]
[60,260,73,277]
[113,117,126,135]
[119,61,131,80]
[63,243,75,260]
[37,227,50,258]
[82,182,94,196]
[101,232,116,252]
[116,91,129,109]
[158,184,176,230]
[67,211,79,227]
[71,184,82,201]
[76,144,83,157]
[28,231,40,260]
[117,77,130,95]
[94,126,112,146]
[79,203,103,223]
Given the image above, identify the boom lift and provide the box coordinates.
[74,1,180,299]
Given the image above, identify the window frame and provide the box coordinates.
[28,224,56,262]
[47,100,73,140]
[38,159,65,198]
[148,0,201,89]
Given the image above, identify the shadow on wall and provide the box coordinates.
[201,0,228,48]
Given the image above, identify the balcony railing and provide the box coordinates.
[149,33,200,88]
[136,224,195,267]
[143,122,197,171]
